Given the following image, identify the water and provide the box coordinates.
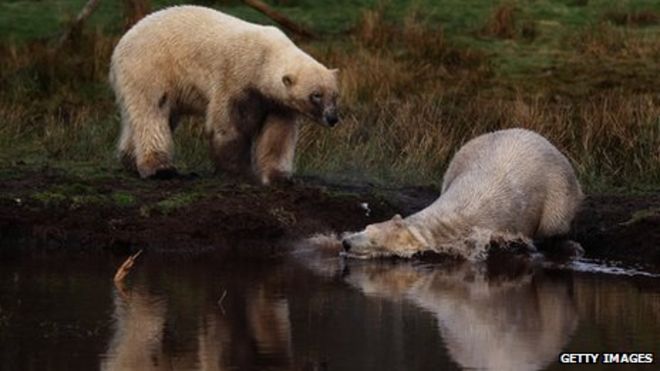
[0,250,658,371]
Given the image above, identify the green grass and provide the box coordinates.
[3,0,658,75]
[112,191,137,207]
[0,0,124,41]
[29,182,138,208]
[32,188,107,208]
[151,192,204,215]
[620,207,660,225]
[1,0,659,191]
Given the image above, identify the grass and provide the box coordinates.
[620,207,660,226]
[31,186,125,209]
[152,193,204,215]
[1,0,659,192]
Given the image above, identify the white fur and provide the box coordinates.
[343,128,583,259]
[109,5,338,180]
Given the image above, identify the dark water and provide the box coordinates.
[0,249,658,371]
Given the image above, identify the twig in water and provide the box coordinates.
[217,289,228,314]
[113,249,143,283]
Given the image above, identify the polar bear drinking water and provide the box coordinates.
[109,6,339,183]
[342,128,583,259]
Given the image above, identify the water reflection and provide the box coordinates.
[101,275,292,371]
[102,284,168,371]
[342,259,578,371]
[197,286,292,371]
[101,253,579,371]
[1,253,658,371]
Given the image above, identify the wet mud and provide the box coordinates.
[1,170,659,269]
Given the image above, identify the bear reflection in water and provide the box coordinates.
[100,282,292,371]
[100,252,577,371]
[342,257,578,371]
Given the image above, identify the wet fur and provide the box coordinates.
[343,128,583,259]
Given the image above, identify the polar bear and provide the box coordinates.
[109,6,339,183]
[342,261,578,371]
[341,128,583,259]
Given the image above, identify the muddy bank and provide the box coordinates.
[1,168,659,269]
[0,169,412,257]
[573,194,660,269]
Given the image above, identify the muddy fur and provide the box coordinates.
[109,6,339,183]
[342,128,583,259]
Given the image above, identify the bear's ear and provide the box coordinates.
[282,74,295,87]
[330,68,339,75]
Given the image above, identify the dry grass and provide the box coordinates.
[604,9,659,27]
[481,3,517,39]
[297,91,660,185]
[571,22,660,59]
[1,7,659,190]
[299,10,660,187]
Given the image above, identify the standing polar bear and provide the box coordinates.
[342,128,583,259]
[109,6,340,184]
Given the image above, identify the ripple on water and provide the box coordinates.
[547,258,660,278]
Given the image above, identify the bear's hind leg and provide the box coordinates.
[536,185,580,239]
[207,95,256,180]
[254,114,298,186]
[210,126,253,179]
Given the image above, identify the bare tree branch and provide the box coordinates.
[242,0,315,39]
[57,0,102,48]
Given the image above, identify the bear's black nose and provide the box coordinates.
[342,239,351,252]
[325,113,339,127]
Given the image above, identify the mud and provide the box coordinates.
[1,169,659,269]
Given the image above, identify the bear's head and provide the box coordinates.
[341,215,426,258]
[279,64,340,127]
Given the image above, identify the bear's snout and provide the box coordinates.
[342,239,352,251]
[324,112,339,127]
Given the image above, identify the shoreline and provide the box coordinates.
[1,169,659,270]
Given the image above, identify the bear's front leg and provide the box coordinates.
[129,108,177,179]
[254,114,299,186]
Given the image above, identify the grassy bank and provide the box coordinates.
[1,0,659,191]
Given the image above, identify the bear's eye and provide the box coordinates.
[310,92,323,104]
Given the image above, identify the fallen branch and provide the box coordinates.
[242,0,315,39]
[57,0,103,48]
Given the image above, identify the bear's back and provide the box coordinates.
[110,5,297,94]
[127,6,260,38]
[437,128,579,237]
[113,6,291,63]
[441,128,573,194]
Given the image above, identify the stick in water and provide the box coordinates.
[113,249,143,283]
